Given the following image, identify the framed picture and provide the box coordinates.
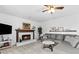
[22,23,31,29]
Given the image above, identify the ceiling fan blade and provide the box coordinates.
[42,9,48,12]
[44,5,53,8]
[55,7,64,9]
[44,5,49,7]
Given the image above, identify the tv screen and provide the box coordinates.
[0,23,12,35]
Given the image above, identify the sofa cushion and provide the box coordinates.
[65,36,71,43]
[70,37,79,47]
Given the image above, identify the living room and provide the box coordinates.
[0,4,79,54]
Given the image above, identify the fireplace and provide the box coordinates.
[22,34,31,41]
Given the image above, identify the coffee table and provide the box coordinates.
[42,40,55,51]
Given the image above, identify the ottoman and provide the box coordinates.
[42,40,55,51]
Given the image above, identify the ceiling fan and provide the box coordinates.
[42,5,64,14]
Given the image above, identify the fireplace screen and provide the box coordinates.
[22,34,31,41]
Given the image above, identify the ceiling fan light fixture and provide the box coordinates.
[51,8,55,12]
[48,8,55,14]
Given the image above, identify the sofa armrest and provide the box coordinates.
[75,42,79,48]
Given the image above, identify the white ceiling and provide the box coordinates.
[0,5,79,22]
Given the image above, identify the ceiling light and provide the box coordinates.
[48,8,55,14]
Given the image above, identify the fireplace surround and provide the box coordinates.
[16,29,35,42]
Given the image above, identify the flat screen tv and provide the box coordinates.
[0,23,12,35]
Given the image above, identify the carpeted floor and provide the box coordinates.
[0,40,79,54]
